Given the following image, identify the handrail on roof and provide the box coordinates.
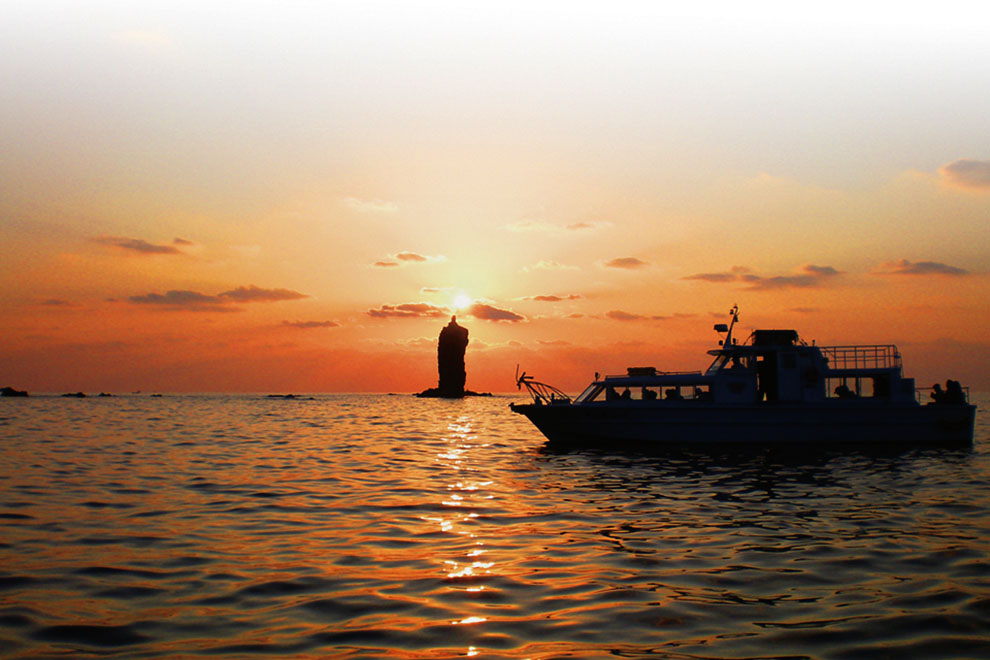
[820,344,901,370]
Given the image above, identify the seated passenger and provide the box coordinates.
[834,384,857,399]
[642,388,658,400]
[665,388,682,400]
[930,383,945,403]
[619,388,631,400]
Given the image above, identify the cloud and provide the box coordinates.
[465,303,525,322]
[367,302,451,319]
[683,266,753,283]
[744,265,841,290]
[129,285,308,311]
[173,237,194,246]
[39,299,75,307]
[522,260,579,272]
[505,219,611,234]
[219,285,308,302]
[504,220,563,233]
[523,294,583,302]
[129,290,234,312]
[604,257,650,269]
[282,320,340,329]
[872,259,969,277]
[566,221,611,232]
[939,159,990,191]
[683,264,841,290]
[372,251,445,267]
[343,196,399,214]
[606,310,670,321]
[93,236,183,255]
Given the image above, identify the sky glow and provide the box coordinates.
[1,1,988,392]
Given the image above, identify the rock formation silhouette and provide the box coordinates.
[416,316,490,398]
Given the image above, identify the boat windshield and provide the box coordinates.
[574,383,602,404]
[705,353,729,375]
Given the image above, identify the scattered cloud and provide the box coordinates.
[465,303,525,322]
[683,264,842,290]
[682,266,749,283]
[505,219,611,234]
[606,310,670,321]
[872,259,969,277]
[939,159,990,191]
[129,285,308,312]
[39,299,75,307]
[789,307,820,314]
[745,265,841,290]
[93,236,183,255]
[522,260,579,272]
[566,221,611,232]
[129,290,234,312]
[343,196,399,214]
[523,294,583,302]
[604,257,650,270]
[173,237,194,246]
[282,320,340,329]
[219,285,308,302]
[367,302,451,319]
[504,220,562,233]
[372,251,445,267]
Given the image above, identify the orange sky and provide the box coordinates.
[2,2,989,393]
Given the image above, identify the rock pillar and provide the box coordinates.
[436,316,469,397]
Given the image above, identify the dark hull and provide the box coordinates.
[511,401,976,448]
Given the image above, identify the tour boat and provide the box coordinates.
[511,307,976,447]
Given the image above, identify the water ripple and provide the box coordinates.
[0,393,988,658]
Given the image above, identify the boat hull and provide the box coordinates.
[511,401,976,448]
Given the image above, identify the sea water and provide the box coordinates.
[1,393,988,659]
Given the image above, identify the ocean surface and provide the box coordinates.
[1,392,988,659]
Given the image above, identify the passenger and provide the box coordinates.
[945,380,965,404]
[619,388,631,400]
[834,384,857,399]
[642,388,658,400]
[665,388,682,400]
[930,383,944,403]
[729,356,746,370]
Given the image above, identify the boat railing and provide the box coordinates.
[603,370,701,379]
[516,372,571,405]
[820,344,901,371]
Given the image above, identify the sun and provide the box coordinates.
[453,294,472,310]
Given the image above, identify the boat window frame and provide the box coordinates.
[574,383,603,404]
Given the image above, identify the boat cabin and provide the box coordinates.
[573,324,916,406]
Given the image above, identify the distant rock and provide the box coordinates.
[416,317,492,398]
[61,392,86,398]
[1,386,28,397]
[98,392,113,397]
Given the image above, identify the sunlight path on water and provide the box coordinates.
[0,393,988,658]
